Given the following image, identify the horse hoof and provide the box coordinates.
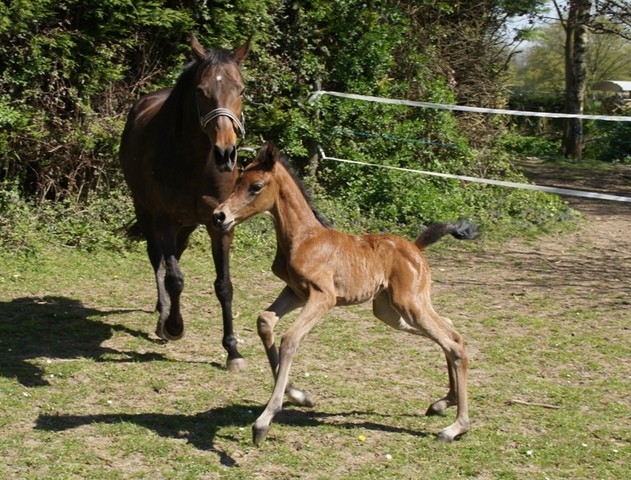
[437,424,468,443]
[252,424,270,446]
[155,320,168,340]
[426,397,451,416]
[226,357,246,372]
[287,388,315,408]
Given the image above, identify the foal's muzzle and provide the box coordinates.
[212,210,234,231]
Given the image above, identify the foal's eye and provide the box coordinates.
[249,182,264,195]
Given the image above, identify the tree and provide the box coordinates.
[549,0,631,159]
[559,0,591,159]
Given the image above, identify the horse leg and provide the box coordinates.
[207,226,243,372]
[253,291,334,445]
[154,217,185,341]
[135,207,168,318]
[373,291,469,442]
[426,349,457,417]
[257,286,313,407]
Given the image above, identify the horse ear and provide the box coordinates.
[191,34,207,62]
[259,141,279,170]
[233,36,252,64]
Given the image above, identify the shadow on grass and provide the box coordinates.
[35,404,431,466]
[0,296,166,387]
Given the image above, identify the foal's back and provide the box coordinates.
[292,227,429,306]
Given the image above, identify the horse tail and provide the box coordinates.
[415,219,479,250]
[124,220,145,241]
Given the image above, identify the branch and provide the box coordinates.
[507,399,562,410]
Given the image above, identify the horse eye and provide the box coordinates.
[249,182,264,194]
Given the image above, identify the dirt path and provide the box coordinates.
[431,159,630,332]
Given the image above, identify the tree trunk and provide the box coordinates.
[563,0,591,160]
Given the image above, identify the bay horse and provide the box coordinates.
[213,142,478,444]
[119,35,251,371]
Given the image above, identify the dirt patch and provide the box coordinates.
[431,157,630,335]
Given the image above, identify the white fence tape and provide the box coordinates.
[318,148,631,203]
[310,90,631,122]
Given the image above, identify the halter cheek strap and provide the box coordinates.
[199,108,246,137]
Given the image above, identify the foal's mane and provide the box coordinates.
[277,153,332,229]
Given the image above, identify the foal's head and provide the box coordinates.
[191,35,250,172]
[213,141,282,231]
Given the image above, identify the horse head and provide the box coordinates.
[191,35,251,172]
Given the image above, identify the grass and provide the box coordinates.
[0,220,629,479]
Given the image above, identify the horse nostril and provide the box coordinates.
[213,211,226,228]
[229,146,237,164]
[214,145,237,172]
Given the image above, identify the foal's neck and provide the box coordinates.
[270,164,326,253]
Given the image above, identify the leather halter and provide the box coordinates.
[197,99,246,138]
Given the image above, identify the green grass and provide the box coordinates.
[0,225,629,479]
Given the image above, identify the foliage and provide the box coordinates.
[584,120,631,163]
[0,0,581,249]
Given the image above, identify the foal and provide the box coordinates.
[213,142,477,444]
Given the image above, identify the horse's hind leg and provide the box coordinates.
[426,349,457,416]
[257,286,313,407]
[152,216,185,341]
[373,291,469,442]
[135,207,168,317]
[207,226,243,372]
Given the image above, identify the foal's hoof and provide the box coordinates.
[252,424,270,446]
[437,424,468,443]
[425,398,451,417]
[287,388,315,408]
[226,357,246,373]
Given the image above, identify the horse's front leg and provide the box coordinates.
[208,226,244,372]
[253,291,334,445]
[257,286,313,407]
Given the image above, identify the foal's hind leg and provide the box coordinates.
[373,292,469,442]
[257,286,313,407]
[426,349,457,417]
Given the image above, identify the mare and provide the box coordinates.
[213,142,478,444]
[119,35,250,371]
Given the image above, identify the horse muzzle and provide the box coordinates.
[214,144,238,172]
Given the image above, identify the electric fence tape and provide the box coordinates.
[310,90,631,122]
[310,90,631,202]
[317,148,631,203]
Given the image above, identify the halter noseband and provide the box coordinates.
[198,106,246,138]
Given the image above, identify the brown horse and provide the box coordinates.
[119,35,250,371]
[213,142,478,444]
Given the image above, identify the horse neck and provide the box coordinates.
[269,165,326,253]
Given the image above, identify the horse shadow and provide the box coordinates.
[0,295,165,387]
[35,405,430,465]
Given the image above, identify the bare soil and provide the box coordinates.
[433,158,630,304]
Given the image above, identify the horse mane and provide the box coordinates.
[277,153,332,229]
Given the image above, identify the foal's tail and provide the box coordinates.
[415,219,479,250]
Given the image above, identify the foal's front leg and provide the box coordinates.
[253,291,334,445]
[257,286,313,407]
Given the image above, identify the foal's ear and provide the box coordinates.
[191,34,207,62]
[233,36,252,64]
[259,141,279,170]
